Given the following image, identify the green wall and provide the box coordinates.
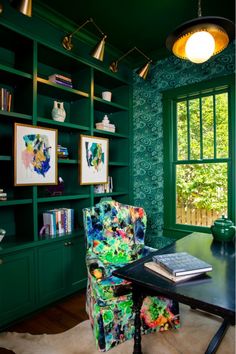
[133,42,235,246]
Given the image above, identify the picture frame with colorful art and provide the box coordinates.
[14,123,58,186]
[80,135,109,185]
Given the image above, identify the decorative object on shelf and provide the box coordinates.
[211,215,235,242]
[62,17,107,62]
[48,74,72,88]
[94,176,113,194]
[102,91,112,101]
[0,87,12,112]
[0,228,6,242]
[166,0,235,64]
[57,144,69,159]
[109,46,152,80]
[0,188,7,201]
[96,115,115,133]
[80,135,109,185]
[51,101,66,122]
[14,123,58,186]
[47,176,64,196]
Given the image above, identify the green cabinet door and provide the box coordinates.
[66,237,87,291]
[38,237,87,306]
[0,249,35,328]
[38,241,66,305]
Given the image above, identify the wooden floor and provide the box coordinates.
[0,289,88,354]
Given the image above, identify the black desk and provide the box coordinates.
[113,233,235,354]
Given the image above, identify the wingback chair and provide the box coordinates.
[83,199,180,352]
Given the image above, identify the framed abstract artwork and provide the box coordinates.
[80,135,109,185]
[14,123,58,186]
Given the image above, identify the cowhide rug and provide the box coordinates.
[0,304,234,354]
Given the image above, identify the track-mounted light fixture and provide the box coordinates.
[109,47,152,79]
[166,0,235,64]
[62,17,107,62]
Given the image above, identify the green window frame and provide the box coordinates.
[163,75,235,238]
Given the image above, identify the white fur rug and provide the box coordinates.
[0,304,235,354]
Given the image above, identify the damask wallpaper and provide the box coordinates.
[133,42,235,246]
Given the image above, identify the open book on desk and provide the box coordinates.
[144,262,208,283]
[152,252,212,277]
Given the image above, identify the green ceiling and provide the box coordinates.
[36,0,235,63]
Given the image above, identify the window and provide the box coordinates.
[163,76,235,235]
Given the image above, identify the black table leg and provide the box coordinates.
[205,319,230,354]
[132,288,144,354]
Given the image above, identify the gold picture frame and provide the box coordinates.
[14,123,58,186]
[80,135,109,185]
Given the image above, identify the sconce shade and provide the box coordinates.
[11,0,32,17]
[166,16,235,63]
[137,61,151,79]
[91,35,107,61]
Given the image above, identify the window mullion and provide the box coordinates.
[187,100,190,160]
[213,94,217,159]
[199,97,203,159]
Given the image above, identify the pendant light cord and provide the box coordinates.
[198,0,202,17]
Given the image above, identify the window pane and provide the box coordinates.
[202,96,214,159]
[189,99,200,160]
[216,93,229,158]
[177,101,188,160]
[176,163,228,226]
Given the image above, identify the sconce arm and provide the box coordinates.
[69,18,106,38]
[116,46,151,64]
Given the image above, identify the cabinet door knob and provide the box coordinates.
[0,259,3,265]
[64,242,68,246]
[68,241,72,246]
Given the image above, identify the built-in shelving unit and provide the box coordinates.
[0,12,132,329]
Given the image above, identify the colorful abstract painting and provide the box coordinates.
[14,123,57,186]
[80,135,108,185]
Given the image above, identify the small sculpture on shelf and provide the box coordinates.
[47,176,64,196]
[52,101,66,122]
[96,115,115,133]
[0,228,6,242]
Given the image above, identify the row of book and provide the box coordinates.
[48,73,73,88]
[94,176,113,194]
[57,144,69,159]
[0,188,7,201]
[0,88,12,112]
[42,208,74,237]
[145,252,212,283]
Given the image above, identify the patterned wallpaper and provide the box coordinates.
[132,42,235,246]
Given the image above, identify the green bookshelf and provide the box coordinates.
[0,10,132,329]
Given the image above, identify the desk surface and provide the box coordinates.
[113,233,235,322]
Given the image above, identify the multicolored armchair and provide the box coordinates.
[83,200,180,351]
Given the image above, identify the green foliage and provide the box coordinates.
[176,93,228,212]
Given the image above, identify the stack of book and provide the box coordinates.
[57,145,69,159]
[0,88,12,112]
[94,176,113,194]
[145,252,212,283]
[0,188,7,201]
[42,208,74,238]
[48,74,73,88]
